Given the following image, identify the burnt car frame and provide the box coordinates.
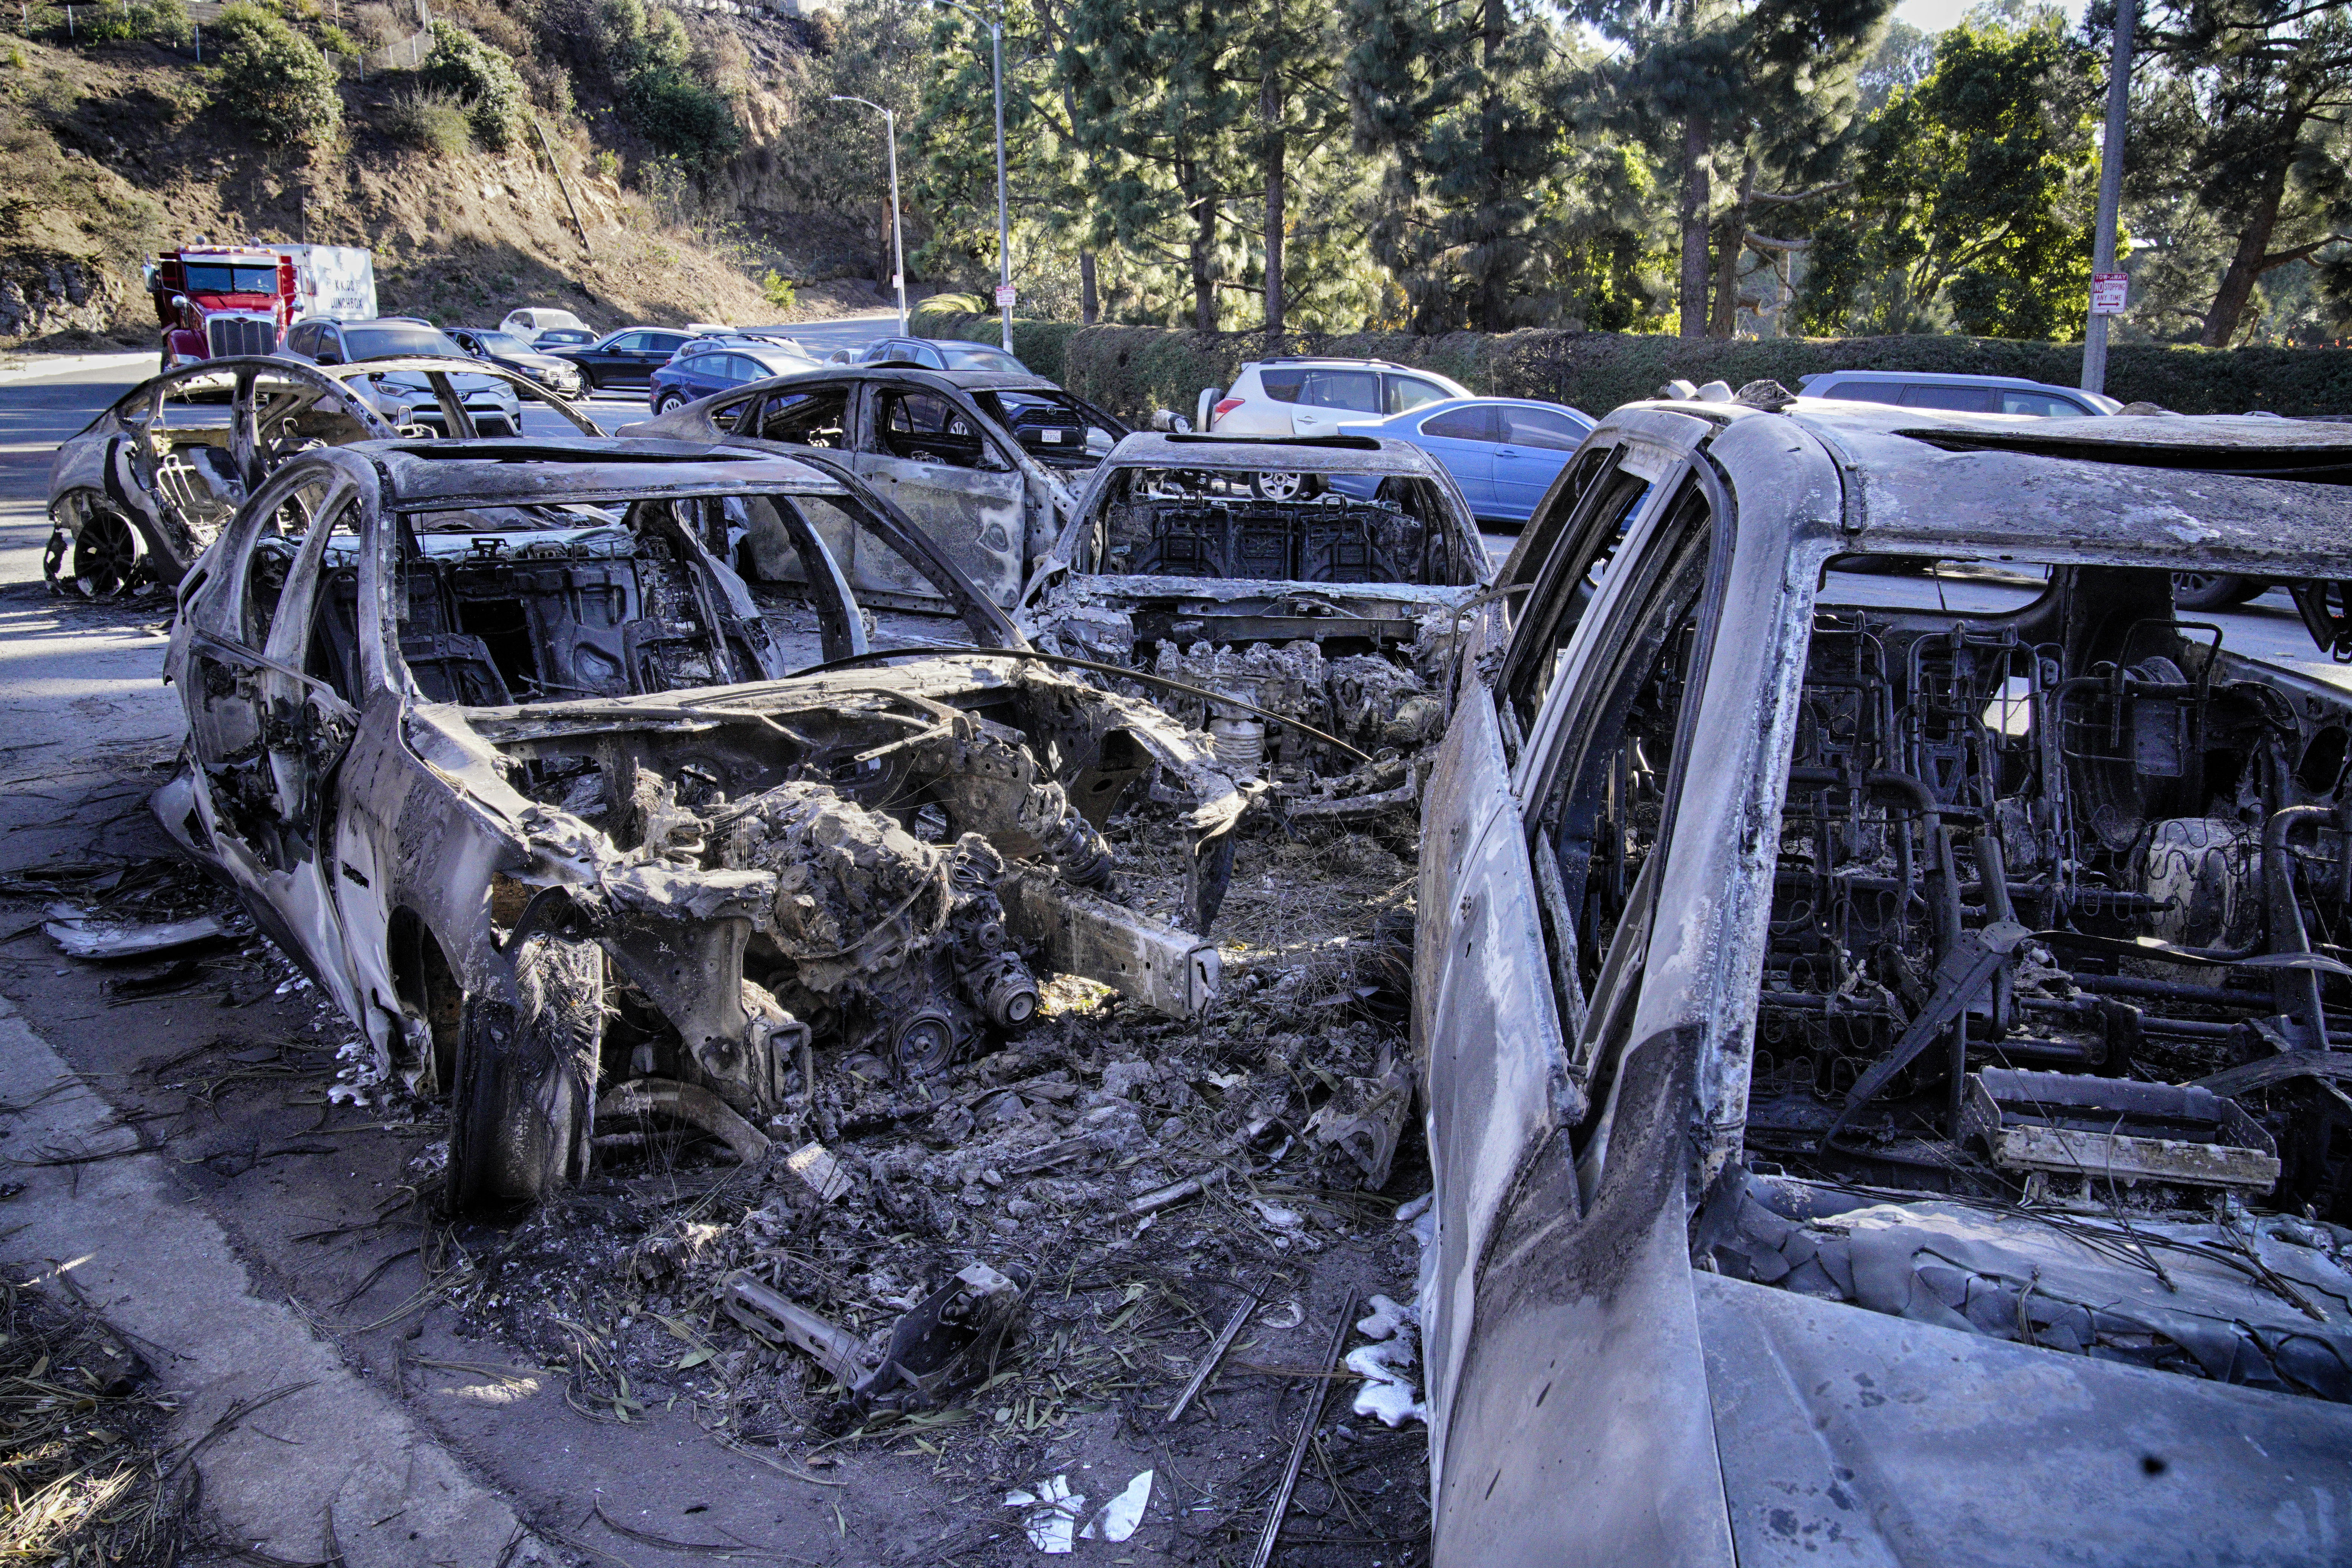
[157,439,1245,1214]
[1417,399,2352,1563]
[1016,432,1491,802]
[623,364,1130,609]
[45,356,601,597]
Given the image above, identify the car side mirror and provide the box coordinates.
[1149,409,1190,434]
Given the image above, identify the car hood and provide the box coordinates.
[360,364,513,396]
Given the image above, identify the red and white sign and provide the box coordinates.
[994,283,1016,309]
[2090,272,2128,315]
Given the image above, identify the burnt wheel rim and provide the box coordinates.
[1255,472,1303,500]
[72,512,139,598]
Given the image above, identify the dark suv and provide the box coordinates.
[548,327,697,391]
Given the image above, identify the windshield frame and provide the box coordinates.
[343,324,468,361]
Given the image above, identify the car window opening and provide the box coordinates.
[1089,466,1479,587]
[1724,560,2352,1252]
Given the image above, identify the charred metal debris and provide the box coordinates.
[1021,433,1491,821]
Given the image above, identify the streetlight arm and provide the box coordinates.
[827,95,910,337]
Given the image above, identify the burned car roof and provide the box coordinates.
[358,439,848,509]
[1752,403,2352,565]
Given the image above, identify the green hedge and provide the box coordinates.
[903,305,2352,422]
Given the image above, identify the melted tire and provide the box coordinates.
[446,936,605,1215]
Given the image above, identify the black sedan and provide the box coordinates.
[447,327,588,400]
[547,327,696,391]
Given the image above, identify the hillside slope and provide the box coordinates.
[0,13,884,348]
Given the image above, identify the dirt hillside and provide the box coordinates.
[0,11,883,348]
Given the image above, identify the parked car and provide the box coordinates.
[534,327,597,350]
[499,306,594,343]
[44,355,599,596]
[1799,368,2122,417]
[833,337,1031,374]
[446,326,588,401]
[1333,397,1595,526]
[648,342,816,413]
[621,364,1129,608]
[280,317,525,435]
[1415,392,2352,1564]
[1018,431,1491,801]
[1201,356,1475,437]
[155,438,1246,1214]
[548,327,698,391]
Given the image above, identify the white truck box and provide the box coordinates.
[284,245,377,322]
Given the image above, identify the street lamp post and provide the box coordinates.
[830,95,909,336]
[936,0,1013,354]
[2081,0,2138,397]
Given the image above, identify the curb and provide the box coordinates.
[0,994,548,1567]
[0,350,157,387]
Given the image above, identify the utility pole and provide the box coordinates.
[831,96,908,334]
[2082,0,2136,398]
[936,0,1012,353]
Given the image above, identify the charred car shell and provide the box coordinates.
[46,356,602,597]
[1418,401,2352,1564]
[1018,432,1491,803]
[157,439,1246,1215]
[620,364,1130,611]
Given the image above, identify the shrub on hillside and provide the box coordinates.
[625,64,737,165]
[384,84,470,157]
[760,270,796,311]
[421,21,527,151]
[79,0,191,46]
[210,2,341,147]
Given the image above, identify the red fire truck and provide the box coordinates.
[146,242,377,369]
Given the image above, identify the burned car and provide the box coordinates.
[621,364,1130,609]
[1019,432,1490,812]
[156,439,1244,1214]
[1417,400,2352,1563]
[46,356,602,597]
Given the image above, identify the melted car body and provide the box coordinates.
[45,356,601,597]
[157,440,1245,1215]
[1018,432,1491,805]
[1417,400,2352,1565]
[620,365,1129,610]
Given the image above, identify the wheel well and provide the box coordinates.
[388,908,461,1095]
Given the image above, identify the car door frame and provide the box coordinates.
[1488,403,1592,523]
[173,459,380,1019]
[1418,409,1847,1562]
[1410,402,1502,513]
[848,377,1031,608]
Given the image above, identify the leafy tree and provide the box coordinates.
[422,21,528,152]
[1060,0,1255,329]
[1579,0,1896,337]
[2128,0,2352,345]
[210,2,341,148]
[1796,14,2101,338]
[1342,0,1566,331]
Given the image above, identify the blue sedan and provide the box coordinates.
[648,343,815,413]
[1335,397,1595,526]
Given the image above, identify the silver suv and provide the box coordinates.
[282,317,524,436]
[1202,356,1473,436]
[1798,370,2122,417]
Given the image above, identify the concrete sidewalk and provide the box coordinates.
[0,994,548,1566]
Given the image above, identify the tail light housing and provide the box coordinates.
[1212,397,1244,421]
